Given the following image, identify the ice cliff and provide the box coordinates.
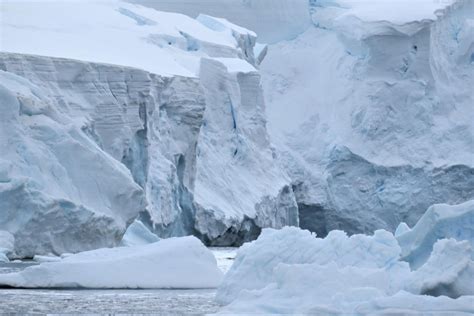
[266,0,474,236]
[143,0,474,236]
[0,0,297,257]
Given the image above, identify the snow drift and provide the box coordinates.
[0,236,223,289]
[216,201,474,314]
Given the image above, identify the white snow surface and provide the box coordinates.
[0,0,257,77]
[131,0,311,43]
[217,224,474,314]
[0,236,223,289]
[397,200,474,269]
[318,0,456,25]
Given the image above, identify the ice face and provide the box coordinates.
[0,69,145,258]
[0,0,301,255]
[261,0,474,235]
[133,0,474,243]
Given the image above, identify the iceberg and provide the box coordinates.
[216,201,474,314]
[0,236,223,289]
[397,200,474,269]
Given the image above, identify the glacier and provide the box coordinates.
[0,0,297,257]
[216,201,474,314]
[264,0,474,236]
[139,0,474,237]
[0,0,472,261]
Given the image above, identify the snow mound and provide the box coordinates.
[0,236,223,289]
[397,200,474,269]
[217,226,474,314]
[0,0,257,77]
[120,220,160,247]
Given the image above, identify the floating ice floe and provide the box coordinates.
[0,236,223,289]
[216,200,474,314]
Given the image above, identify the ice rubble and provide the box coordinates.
[0,236,223,289]
[217,202,474,314]
[0,0,297,256]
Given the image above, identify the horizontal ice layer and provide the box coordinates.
[0,0,257,77]
[0,236,223,289]
[397,200,474,269]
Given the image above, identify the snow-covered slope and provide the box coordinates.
[131,0,311,43]
[0,0,297,256]
[0,0,258,77]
